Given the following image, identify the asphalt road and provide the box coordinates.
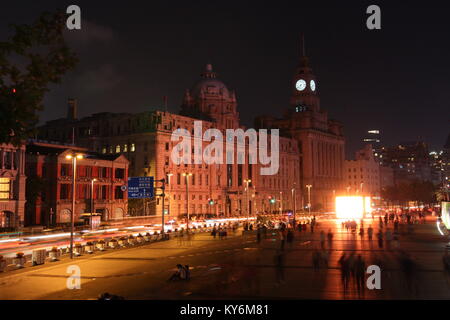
[0,219,449,300]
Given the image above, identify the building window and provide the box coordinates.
[177,173,181,185]
[115,145,121,153]
[115,168,125,179]
[101,146,107,154]
[61,164,71,176]
[0,178,10,199]
[238,164,243,186]
[115,186,124,199]
[123,144,128,152]
[165,142,170,151]
[227,164,233,187]
[131,143,136,152]
[60,184,70,200]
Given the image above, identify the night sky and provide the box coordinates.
[2,0,449,157]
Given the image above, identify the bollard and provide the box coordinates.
[108,239,118,249]
[127,235,135,246]
[32,249,46,266]
[49,247,60,261]
[96,240,106,251]
[0,255,6,272]
[13,252,26,268]
[73,243,83,256]
[85,241,95,254]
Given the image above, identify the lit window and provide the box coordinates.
[131,143,136,152]
[101,147,107,154]
[0,178,10,200]
[123,144,128,152]
[115,145,121,153]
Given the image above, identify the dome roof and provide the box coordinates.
[190,64,230,98]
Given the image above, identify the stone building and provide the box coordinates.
[255,47,345,210]
[344,144,381,197]
[0,143,26,230]
[25,141,128,226]
[38,65,302,221]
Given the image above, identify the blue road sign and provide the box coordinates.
[127,177,154,199]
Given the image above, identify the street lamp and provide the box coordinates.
[291,186,296,221]
[306,184,312,215]
[182,173,192,230]
[279,191,283,215]
[90,178,97,230]
[244,179,251,220]
[166,173,173,216]
[66,153,84,259]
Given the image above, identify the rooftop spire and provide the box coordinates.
[201,63,216,79]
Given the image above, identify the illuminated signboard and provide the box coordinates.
[335,196,372,219]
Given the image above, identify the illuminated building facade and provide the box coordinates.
[344,144,381,197]
[25,141,128,226]
[38,65,301,222]
[0,143,26,230]
[255,44,345,211]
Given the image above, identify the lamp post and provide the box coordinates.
[291,186,296,222]
[66,153,84,259]
[167,173,173,216]
[279,191,283,215]
[90,178,97,230]
[182,173,192,230]
[244,179,251,220]
[306,184,312,216]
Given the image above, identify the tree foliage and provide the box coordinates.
[381,180,437,204]
[0,10,78,145]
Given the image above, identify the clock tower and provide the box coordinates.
[290,37,320,113]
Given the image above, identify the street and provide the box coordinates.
[0,218,449,300]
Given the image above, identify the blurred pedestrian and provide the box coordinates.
[338,253,350,292]
[368,225,373,241]
[377,231,384,249]
[327,229,334,247]
[355,255,366,296]
[320,230,326,249]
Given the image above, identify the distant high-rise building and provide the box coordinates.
[379,141,432,185]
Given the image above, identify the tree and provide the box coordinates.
[0,10,78,145]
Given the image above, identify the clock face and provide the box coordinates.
[295,79,306,91]
[310,80,316,91]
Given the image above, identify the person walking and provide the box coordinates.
[355,255,366,296]
[312,249,321,271]
[338,253,350,292]
[327,229,334,248]
[320,230,326,249]
[385,228,393,250]
[377,230,384,249]
[279,229,286,251]
[368,225,373,241]
[287,229,294,248]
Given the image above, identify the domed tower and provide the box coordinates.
[290,36,320,113]
[181,64,239,129]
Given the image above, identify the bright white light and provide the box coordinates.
[335,196,366,219]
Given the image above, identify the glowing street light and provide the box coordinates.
[244,179,251,220]
[182,173,192,230]
[90,178,97,230]
[65,153,84,259]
